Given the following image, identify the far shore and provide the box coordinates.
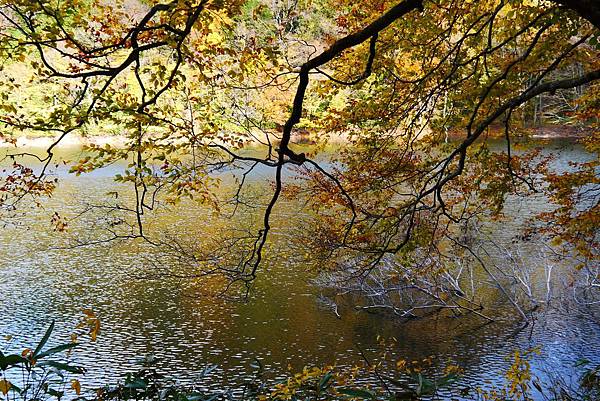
[0,134,128,149]
[0,124,591,150]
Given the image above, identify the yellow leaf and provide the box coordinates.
[206,31,222,45]
[0,379,11,395]
[71,379,81,395]
[90,319,100,342]
[82,309,95,317]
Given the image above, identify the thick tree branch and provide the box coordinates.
[552,0,600,29]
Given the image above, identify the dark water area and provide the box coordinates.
[0,138,599,399]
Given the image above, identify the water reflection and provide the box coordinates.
[0,140,598,400]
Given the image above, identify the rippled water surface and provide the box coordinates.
[0,139,599,399]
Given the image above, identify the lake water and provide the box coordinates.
[0,139,599,399]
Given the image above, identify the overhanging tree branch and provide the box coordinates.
[238,0,425,283]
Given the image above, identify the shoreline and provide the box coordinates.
[447,124,593,141]
[0,125,591,150]
[0,134,128,149]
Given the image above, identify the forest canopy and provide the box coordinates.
[0,0,598,312]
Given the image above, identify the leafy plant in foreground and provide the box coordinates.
[1,311,100,401]
[0,321,84,401]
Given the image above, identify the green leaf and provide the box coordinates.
[38,361,86,374]
[0,354,27,370]
[124,378,148,389]
[319,371,333,391]
[36,343,78,359]
[33,321,55,358]
[185,393,207,401]
[411,372,437,395]
[45,387,64,398]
